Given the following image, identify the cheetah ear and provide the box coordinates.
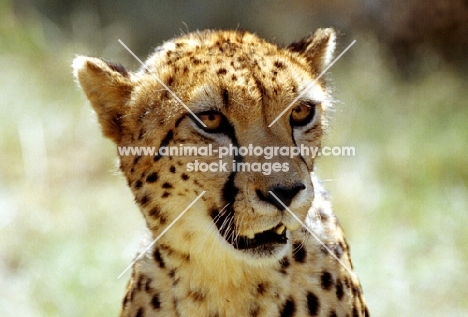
[288,28,336,74]
[73,56,133,144]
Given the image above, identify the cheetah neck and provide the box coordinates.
[137,243,293,316]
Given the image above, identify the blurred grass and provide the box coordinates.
[1,2,467,317]
[320,34,468,316]
[0,3,144,316]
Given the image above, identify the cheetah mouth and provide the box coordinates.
[233,224,288,251]
[211,209,289,254]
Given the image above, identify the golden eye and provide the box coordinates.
[290,102,316,126]
[198,111,224,131]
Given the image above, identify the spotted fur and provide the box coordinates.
[73,29,368,317]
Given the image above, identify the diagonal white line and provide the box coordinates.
[117,39,207,128]
[268,40,356,127]
[117,191,206,279]
[268,191,357,279]
[219,203,230,213]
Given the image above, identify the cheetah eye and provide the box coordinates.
[290,102,316,127]
[196,111,225,132]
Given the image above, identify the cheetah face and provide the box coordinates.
[182,88,323,259]
[73,29,335,262]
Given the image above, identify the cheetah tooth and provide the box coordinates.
[247,232,255,239]
[275,225,286,235]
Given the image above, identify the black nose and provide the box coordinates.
[256,184,306,211]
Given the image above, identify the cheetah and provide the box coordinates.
[73,28,368,317]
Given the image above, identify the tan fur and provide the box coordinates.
[73,29,368,317]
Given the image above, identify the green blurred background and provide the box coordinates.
[1,0,467,316]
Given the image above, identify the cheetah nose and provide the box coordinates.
[256,184,306,211]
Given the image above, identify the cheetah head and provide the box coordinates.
[73,29,336,265]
